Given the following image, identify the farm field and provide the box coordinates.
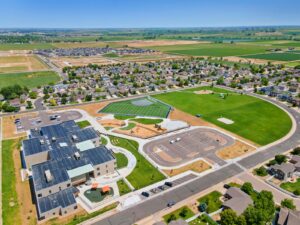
[149,43,269,57]
[100,97,171,118]
[0,71,60,89]
[154,86,292,145]
[0,43,54,51]
[0,55,49,73]
[241,52,300,61]
[50,56,117,68]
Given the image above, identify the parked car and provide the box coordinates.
[167,201,176,207]
[165,181,173,187]
[141,192,150,197]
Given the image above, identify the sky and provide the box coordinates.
[0,0,300,28]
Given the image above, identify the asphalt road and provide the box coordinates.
[91,92,300,225]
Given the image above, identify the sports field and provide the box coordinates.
[0,55,49,73]
[241,52,300,61]
[100,97,171,118]
[154,87,292,145]
[149,43,268,57]
[0,71,60,89]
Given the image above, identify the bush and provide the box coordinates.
[293,190,300,196]
[275,155,287,164]
[291,147,300,155]
[241,182,254,195]
[281,198,296,210]
[254,166,268,176]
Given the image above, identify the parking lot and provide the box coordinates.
[16,110,82,131]
[143,127,235,167]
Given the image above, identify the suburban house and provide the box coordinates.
[21,120,116,220]
[277,208,300,225]
[223,187,253,215]
[269,163,297,181]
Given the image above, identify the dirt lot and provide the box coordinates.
[0,54,49,73]
[194,90,213,95]
[223,56,284,65]
[216,140,256,160]
[2,113,38,139]
[50,56,118,68]
[118,53,188,63]
[117,40,207,47]
[163,160,211,176]
[114,122,166,138]
[100,119,125,128]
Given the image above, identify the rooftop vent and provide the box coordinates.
[52,137,56,142]
[72,135,78,141]
[40,139,45,145]
[45,170,53,183]
[74,152,81,160]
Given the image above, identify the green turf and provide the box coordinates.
[273,42,300,47]
[130,118,163,124]
[109,136,165,189]
[101,136,108,145]
[154,87,292,145]
[280,178,300,193]
[163,206,195,223]
[114,152,128,168]
[76,120,91,128]
[117,179,132,196]
[241,52,300,61]
[2,139,22,225]
[197,191,223,214]
[0,43,54,51]
[100,97,171,118]
[84,188,113,203]
[0,71,60,89]
[114,115,136,120]
[120,122,136,130]
[149,43,268,57]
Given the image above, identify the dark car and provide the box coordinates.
[167,201,176,207]
[141,192,150,197]
[223,184,230,189]
[165,181,173,187]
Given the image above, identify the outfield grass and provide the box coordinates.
[117,179,131,196]
[149,43,268,57]
[163,206,195,223]
[114,115,136,120]
[154,86,292,145]
[76,120,91,128]
[109,136,165,189]
[114,152,128,168]
[197,191,223,214]
[130,118,163,124]
[0,71,60,89]
[241,52,300,61]
[2,139,22,225]
[100,97,171,118]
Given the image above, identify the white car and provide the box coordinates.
[176,137,181,142]
[169,140,175,144]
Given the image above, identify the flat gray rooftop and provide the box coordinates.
[143,127,234,167]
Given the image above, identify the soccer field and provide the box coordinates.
[154,87,292,145]
[100,97,171,118]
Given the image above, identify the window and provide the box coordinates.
[53,212,55,215]
[106,170,108,173]
[97,168,100,171]
[67,183,71,187]
[59,187,61,191]
[106,164,108,168]
[97,172,100,176]
[64,211,67,214]
[38,193,42,198]
[49,190,52,194]
[74,206,78,209]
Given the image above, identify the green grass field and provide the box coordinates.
[100,97,171,118]
[130,118,163,124]
[0,43,54,51]
[197,191,223,214]
[280,178,300,194]
[109,136,165,189]
[154,87,292,145]
[149,43,268,57]
[114,152,128,168]
[163,206,195,223]
[76,120,91,128]
[2,139,22,225]
[0,71,60,89]
[117,179,132,196]
[120,122,136,130]
[241,52,300,61]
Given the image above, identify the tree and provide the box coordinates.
[254,166,268,177]
[220,209,246,225]
[281,198,296,210]
[275,154,287,164]
[241,182,254,195]
[291,147,300,155]
[85,94,92,102]
[29,91,38,99]
[26,101,33,109]
[179,207,188,217]
[167,214,176,223]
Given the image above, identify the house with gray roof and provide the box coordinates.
[223,187,253,215]
[277,208,300,225]
[269,163,296,181]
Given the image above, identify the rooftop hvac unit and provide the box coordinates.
[45,170,53,183]
[72,135,78,141]
[74,152,80,160]
[40,139,45,145]
[52,137,56,142]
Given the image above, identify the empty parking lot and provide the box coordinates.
[143,127,235,167]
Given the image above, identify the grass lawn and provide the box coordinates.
[117,179,132,196]
[280,178,300,193]
[76,120,91,128]
[228,182,242,188]
[100,97,171,118]
[114,152,128,168]
[109,136,165,189]
[0,71,60,89]
[189,214,218,225]
[2,139,22,225]
[163,206,195,223]
[154,86,292,145]
[103,53,119,58]
[130,118,163,125]
[149,43,268,57]
[197,191,223,214]
[241,52,300,61]
[0,43,54,51]
[120,122,136,130]
[101,136,108,145]
[114,115,136,120]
